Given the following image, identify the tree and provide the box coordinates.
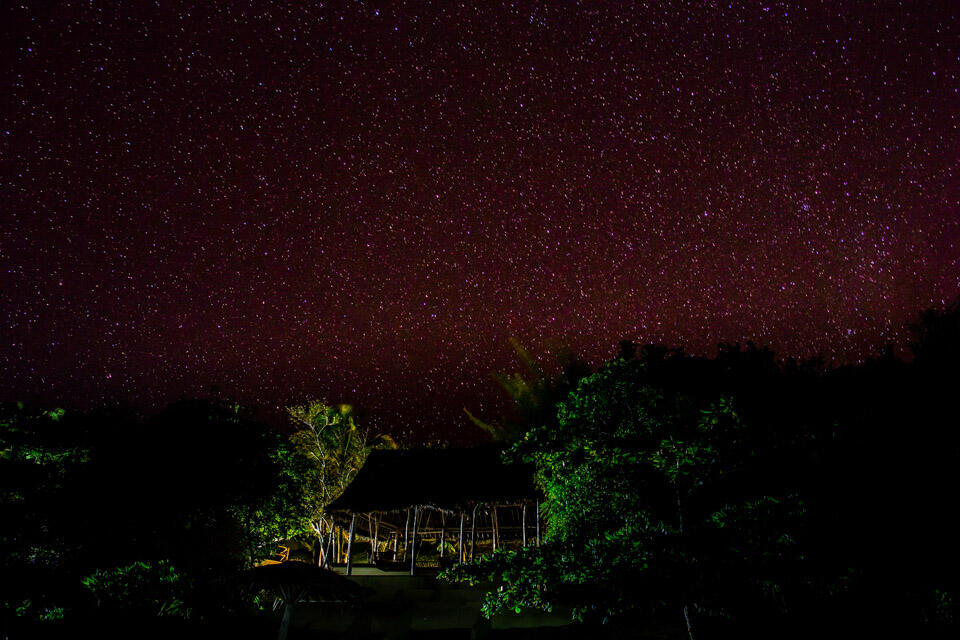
[446,353,812,639]
[1,399,318,631]
[0,403,94,623]
[131,399,315,572]
[286,400,395,565]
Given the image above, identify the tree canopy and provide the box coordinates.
[445,325,960,638]
[1,399,316,629]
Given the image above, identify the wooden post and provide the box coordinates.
[458,511,465,564]
[327,523,334,567]
[521,502,528,547]
[439,513,445,559]
[393,531,398,560]
[535,500,541,546]
[470,504,479,561]
[346,514,357,576]
[409,506,419,576]
[370,514,378,563]
[491,506,499,552]
[403,508,411,561]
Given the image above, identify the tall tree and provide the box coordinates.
[286,400,395,563]
[446,350,815,638]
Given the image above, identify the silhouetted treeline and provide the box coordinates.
[0,399,313,637]
[448,301,960,638]
[4,303,960,637]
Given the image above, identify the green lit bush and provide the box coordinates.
[81,560,193,618]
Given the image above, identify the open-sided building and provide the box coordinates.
[325,446,541,575]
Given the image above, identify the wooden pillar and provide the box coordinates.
[491,506,499,552]
[393,531,398,560]
[535,500,541,546]
[521,502,528,547]
[439,513,445,558]
[470,504,479,561]
[346,514,357,576]
[458,511,465,564]
[409,506,420,576]
[402,508,411,561]
[370,514,378,563]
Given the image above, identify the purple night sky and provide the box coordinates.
[2,2,958,441]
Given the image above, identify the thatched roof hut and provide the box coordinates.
[324,446,542,575]
[327,446,537,514]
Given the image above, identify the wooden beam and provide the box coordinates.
[345,514,357,576]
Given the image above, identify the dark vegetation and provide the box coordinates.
[444,302,960,638]
[0,399,315,638]
[2,302,959,638]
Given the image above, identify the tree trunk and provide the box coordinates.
[322,524,334,568]
[683,604,695,640]
[346,514,356,575]
[675,482,684,534]
[673,457,693,640]
[314,518,325,566]
[535,500,541,545]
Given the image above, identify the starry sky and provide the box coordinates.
[2,2,959,441]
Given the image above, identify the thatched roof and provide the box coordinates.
[326,446,537,514]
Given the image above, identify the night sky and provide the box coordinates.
[3,2,959,441]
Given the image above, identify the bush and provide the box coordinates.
[81,560,193,618]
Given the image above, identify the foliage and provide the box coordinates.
[0,403,96,622]
[0,399,317,626]
[81,560,192,618]
[286,400,395,558]
[446,352,813,635]
[132,399,317,570]
[447,324,960,636]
